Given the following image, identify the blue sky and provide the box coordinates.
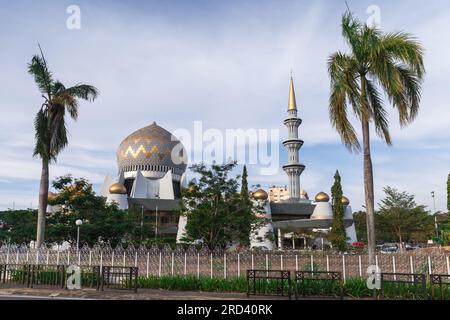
[0,0,449,212]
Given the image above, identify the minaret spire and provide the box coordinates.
[282,76,305,201]
[288,77,297,111]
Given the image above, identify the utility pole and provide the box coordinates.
[431,191,438,237]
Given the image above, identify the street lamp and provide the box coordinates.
[75,219,83,252]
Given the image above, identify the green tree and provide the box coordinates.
[47,175,130,246]
[240,165,250,206]
[180,162,264,250]
[447,173,450,211]
[28,46,99,247]
[329,170,347,251]
[377,186,434,249]
[0,210,36,244]
[327,11,425,263]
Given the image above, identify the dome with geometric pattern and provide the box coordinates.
[116,122,187,177]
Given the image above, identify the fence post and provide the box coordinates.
[26,251,29,263]
[135,252,138,268]
[158,251,162,278]
[410,255,414,274]
[310,255,314,272]
[295,255,298,271]
[210,253,213,279]
[78,251,81,266]
[56,249,60,265]
[171,253,174,276]
[342,255,346,284]
[184,252,187,277]
[327,255,330,273]
[358,255,362,277]
[15,251,19,265]
[35,249,39,265]
[251,254,254,270]
[6,246,9,265]
[375,255,378,269]
[446,255,450,275]
[89,251,92,267]
[146,252,149,277]
[427,256,432,275]
[197,253,200,279]
[392,256,396,280]
[123,252,126,267]
[265,254,269,271]
[112,252,115,267]
[224,253,227,279]
[280,254,283,271]
[46,250,49,265]
[237,254,240,278]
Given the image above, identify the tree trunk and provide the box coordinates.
[36,159,49,247]
[362,118,376,265]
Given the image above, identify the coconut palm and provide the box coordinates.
[28,46,98,247]
[327,12,425,264]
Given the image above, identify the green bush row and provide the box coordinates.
[136,275,450,299]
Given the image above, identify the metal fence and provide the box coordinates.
[0,244,449,280]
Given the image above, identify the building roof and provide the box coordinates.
[270,201,315,216]
[117,122,187,176]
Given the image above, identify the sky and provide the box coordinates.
[0,0,449,212]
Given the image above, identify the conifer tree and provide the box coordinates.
[330,170,347,251]
[240,165,250,206]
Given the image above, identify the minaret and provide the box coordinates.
[282,77,305,200]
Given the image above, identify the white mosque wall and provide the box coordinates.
[99,175,114,197]
[106,193,128,210]
[131,170,149,198]
[344,205,357,243]
[176,172,189,243]
[346,223,358,244]
[250,201,276,250]
[159,170,175,200]
[311,202,333,220]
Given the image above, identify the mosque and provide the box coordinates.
[97,77,357,250]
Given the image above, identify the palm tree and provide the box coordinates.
[327,12,424,264]
[28,46,98,247]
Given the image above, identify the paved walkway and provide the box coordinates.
[0,288,287,300]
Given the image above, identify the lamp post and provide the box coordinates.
[75,219,83,252]
[431,191,438,237]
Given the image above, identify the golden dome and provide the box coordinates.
[341,196,350,206]
[252,188,268,200]
[109,182,127,195]
[48,191,57,201]
[314,191,329,202]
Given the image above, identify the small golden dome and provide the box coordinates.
[314,191,329,202]
[341,196,350,205]
[109,182,127,195]
[252,188,268,200]
[48,191,57,201]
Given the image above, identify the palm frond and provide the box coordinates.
[33,109,50,160]
[61,84,99,102]
[365,78,392,145]
[328,52,361,152]
[28,54,53,97]
[381,32,425,78]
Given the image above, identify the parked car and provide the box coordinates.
[380,243,399,253]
